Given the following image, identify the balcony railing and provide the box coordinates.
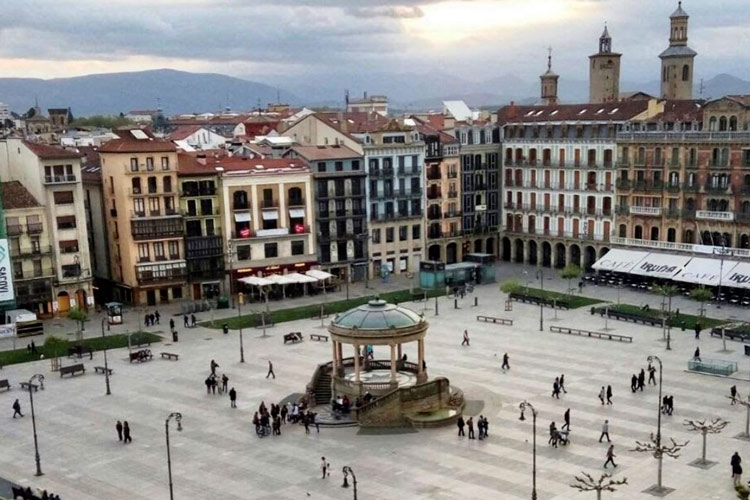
[426,190,442,200]
[447,171,458,179]
[630,206,662,216]
[696,210,734,221]
[632,180,663,192]
[136,266,188,285]
[288,197,305,207]
[6,224,23,236]
[443,211,461,219]
[10,245,53,259]
[704,184,732,194]
[261,199,278,209]
[447,190,458,198]
[427,211,442,220]
[427,170,441,180]
[44,174,77,184]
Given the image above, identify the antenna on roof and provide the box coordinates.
[699,78,704,98]
[257,97,261,112]
[547,46,553,71]
[276,88,280,104]
[345,89,350,107]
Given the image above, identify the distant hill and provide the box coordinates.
[0,69,298,116]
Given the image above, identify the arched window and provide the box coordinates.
[744,175,750,187]
[730,116,738,131]
[667,228,676,242]
[719,116,728,132]
[505,148,513,163]
[682,64,690,81]
[147,176,157,194]
[709,117,717,131]
[619,224,627,238]
[741,234,750,249]
[650,227,659,241]
[634,225,643,239]
[131,177,141,194]
[719,200,729,212]
[684,229,694,244]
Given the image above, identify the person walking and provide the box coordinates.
[732,452,743,486]
[210,359,219,376]
[552,378,560,399]
[731,385,739,405]
[183,314,189,328]
[154,310,160,325]
[457,416,465,437]
[266,360,276,379]
[631,374,638,393]
[477,415,485,440]
[169,318,175,333]
[667,395,674,415]
[599,420,610,442]
[116,420,123,441]
[606,385,613,405]
[598,386,606,405]
[221,374,228,393]
[549,421,558,448]
[562,408,570,431]
[229,387,237,408]
[467,417,475,439]
[210,376,217,394]
[123,421,132,443]
[501,353,510,370]
[559,374,567,393]
[303,414,310,434]
[461,330,470,346]
[638,369,645,391]
[482,416,489,437]
[603,444,617,468]
[694,347,701,362]
[12,399,23,418]
[320,457,329,479]
[694,322,702,339]
[648,364,657,385]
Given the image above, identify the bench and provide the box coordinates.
[509,293,570,310]
[67,346,93,360]
[476,315,513,326]
[60,363,85,377]
[94,366,113,375]
[310,334,329,342]
[593,308,663,327]
[688,358,737,376]
[0,379,9,391]
[284,332,303,344]
[129,349,153,363]
[19,382,39,392]
[710,329,750,343]
[160,352,179,361]
[549,325,633,343]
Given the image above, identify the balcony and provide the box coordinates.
[737,212,750,223]
[261,199,278,209]
[10,245,53,259]
[447,171,458,179]
[443,211,461,219]
[447,190,458,198]
[665,208,681,218]
[668,161,681,170]
[632,180,663,192]
[696,210,734,222]
[630,206,662,217]
[369,167,394,178]
[615,179,631,190]
[682,183,699,192]
[185,235,223,260]
[615,205,629,215]
[427,229,443,239]
[6,224,22,236]
[233,202,249,211]
[136,263,188,285]
[181,187,216,197]
[665,183,681,193]
[288,197,305,207]
[709,162,730,169]
[131,217,184,241]
[44,174,77,184]
[427,169,441,181]
[427,211,442,221]
[426,190,442,200]
[16,284,53,305]
[704,184,732,194]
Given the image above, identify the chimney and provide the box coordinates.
[364,91,368,100]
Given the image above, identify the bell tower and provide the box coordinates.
[540,47,559,106]
[589,23,621,103]
[659,2,697,99]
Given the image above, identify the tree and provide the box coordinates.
[631,433,689,495]
[653,284,679,317]
[68,307,88,341]
[690,287,713,317]
[683,418,729,467]
[500,280,521,294]
[560,264,582,295]
[570,472,628,500]
[71,115,134,129]
[43,335,69,359]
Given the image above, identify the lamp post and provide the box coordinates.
[100,317,111,395]
[536,270,544,332]
[228,241,245,362]
[165,412,183,500]
[342,466,357,500]
[28,373,45,476]
[713,246,734,309]
[647,355,664,490]
[519,400,538,500]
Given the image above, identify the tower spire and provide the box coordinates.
[547,46,552,71]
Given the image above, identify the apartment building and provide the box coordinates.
[284,145,368,282]
[99,129,185,305]
[364,120,425,277]
[498,100,653,269]
[219,157,317,288]
[0,139,93,313]
[177,153,224,299]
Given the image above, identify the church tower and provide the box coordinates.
[540,48,559,106]
[659,1,697,100]
[589,24,621,103]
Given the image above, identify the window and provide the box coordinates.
[682,64,689,81]
[154,242,165,260]
[59,239,79,253]
[138,243,150,262]
[168,240,179,259]
[351,160,360,171]
[148,176,157,194]
[372,228,381,243]
[317,162,326,172]
[291,240,304,255]
[264,243,278,258]
[130,158,139,172]
[164,196,174,214]
[163,176,172,193]
[386,228,394,243]
[146,157,154,171]
[149,197,160,215]
[399,225,407,241]
[53,191,74,204]
[335,161,343,172]
[237,245,250,260]
[161,157,170,170]
[412,224,420,240]
[56,215,76,229]
[131,177,141,194]
[172,286,182,299]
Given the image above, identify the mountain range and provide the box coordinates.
[1,69,748,117]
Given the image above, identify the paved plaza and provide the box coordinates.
[2,264,750,499]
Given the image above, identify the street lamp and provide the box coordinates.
[100,317,111,395]
[165,412,183,500]
[536,270,544,332]
[342,466,358,500]
[519,400,538,500]
[227,241,245,363]
[28,373,45,476]
[713,245,734,309]
[647,355,664,489]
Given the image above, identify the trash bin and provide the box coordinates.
[223,324,229,335]
[172,330,178,342]
[217,296,230,310]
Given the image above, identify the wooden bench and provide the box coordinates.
[67,346,93,360]
[509,293,570,310]
[129,349,153,363]
[160,352,179,361]
[549,325,633,343]
[60,363,86,377]
[310,334,329,342]
[19,382,39,392]
[593,308,663,327]
[284,332,303,344]
[476,315,513,326]
[710,329,750,342]
[94,366,113,375]
[0,379,9,391]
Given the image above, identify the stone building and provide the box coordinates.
[589,25,621,104]
[659,2,697,100]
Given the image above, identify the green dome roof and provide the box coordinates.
[332,299,423,330]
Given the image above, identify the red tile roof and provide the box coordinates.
[23,141,82,160]
[647,100,704,122]
[178,152,307,176]
[168,125,203,141]
[286,145,361,161]
[411,116,457,143]
[99,128,177,153]
[1,181,40,209]
[317,112,389,134]
[497,100,650,124]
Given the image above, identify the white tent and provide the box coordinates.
[266,274,296,285]
[673,257,739,286]
[591,248,649,273]
[286,272,318,284]
[306,269,333,280]
[629,252,692,279]
[239,276,273,287]
[722,261,750,290]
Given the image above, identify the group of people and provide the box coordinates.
[630,364,657,392]
[143,310,160,327]
[551,374,567,398]
[661,395,675,415]
[456,415,490,440]
[115,420,132,443]
[183,314,198,328]
[253,402,283,436]
[597,385,613,405]
[15,487,61,500]
[548,421,569,447]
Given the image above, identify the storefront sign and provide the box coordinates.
[0,239,14,303]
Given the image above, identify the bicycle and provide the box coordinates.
[256,424,271,438]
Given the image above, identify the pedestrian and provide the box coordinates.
[483,416,489,437]
[731,385,738,405]
[606,385,613,405]
[467,417,475,439]
[599,419,610,442]
[662,395,669,414]
[210,359,219,376]
[313,412,320,433]
[205,376,212,394]
[552,377,560,399]
[303,414,310,434]
[183,314,188,328]
[191,314,197,327]
[30,341,38,354]
[116,420,123,441]
[280,404,288,423]
[210,376,217,394]
[732,452,743,486]
[501,352,510,370]
[123,421,132,443]
[694,347,701,362]
[598,386,606,405]
[169,318,175,333]
[694,322,702,339]
[12,399,23,418]
[229,387,237,408]
[648,364,656,385]
[266,360,275,379]
[221,373,228,393]
[559,374,567,393]
[667,395,674,415]
[578,280,583,293]
[603,444,617,468]
[562,408,570,431]
[457,416,465,437]
[631,374,638,393]
[321,457,329,479]
[273,415,281,436]
[461,330,470,346]
[638,369,645,391]
[154,310,160,325]
[549,421,558,447]
[144,314,150,328]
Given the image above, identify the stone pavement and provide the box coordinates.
[0,270,749,499]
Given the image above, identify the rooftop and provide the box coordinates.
[23,141,83,160]
[286,145,361,161]
[497,100,650,124]
[99,128,177,153]
[179,153,308,176]
[1,181,40,209]
[332,299,423,330]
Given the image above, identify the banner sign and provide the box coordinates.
[0,239,15,303]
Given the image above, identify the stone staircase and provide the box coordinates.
[314,370,332,405]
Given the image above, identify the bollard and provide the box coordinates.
[172,330,178,342]
[223,324,229,335]
[454,298,458,309]
[474,296,478,307]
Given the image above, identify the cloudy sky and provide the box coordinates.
[1,0,748,89]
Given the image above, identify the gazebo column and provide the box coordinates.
[397,344,402,359]
[353,344,361,382]
[337,342,343,364]
[332,340,338,370]
[417,339,424,373]
[390,344,397,382]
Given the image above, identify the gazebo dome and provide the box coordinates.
[332,299,423,330]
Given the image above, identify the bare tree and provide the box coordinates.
[570,471,628,500]
[683,418,729,467]
[631,433,689,495]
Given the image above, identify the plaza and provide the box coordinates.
[1,263,750,499]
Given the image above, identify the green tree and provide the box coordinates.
[43,335,70,359]
[500,280,521,294]
[68,306,88,341]
[690,287,713,317]
[560,264,582,296]
[72,115,134,129]
[653,284,679,317]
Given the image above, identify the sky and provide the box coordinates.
[1,0,748,89]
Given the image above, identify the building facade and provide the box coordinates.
[659,2,697,100]
[589,25,621,104]
[99,129,186,305]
